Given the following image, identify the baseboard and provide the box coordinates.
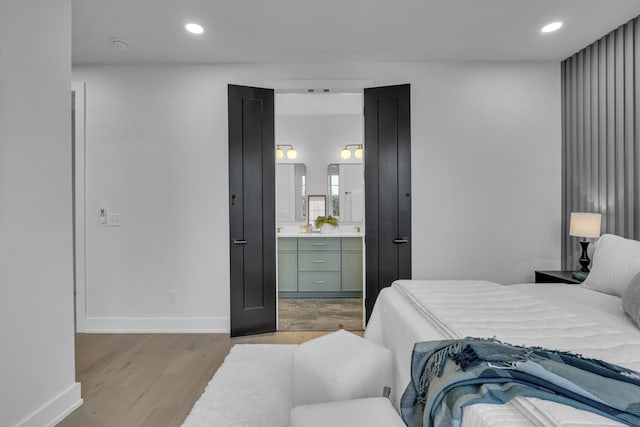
[18,382,82,427]
[79,316,230,333]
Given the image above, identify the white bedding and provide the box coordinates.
[365,280,640,427]
[510,283,635,329]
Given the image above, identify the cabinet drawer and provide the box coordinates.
[298,272,341,292]
[298,237,341,251]
[298,251,340,271]
[278,237,298,251]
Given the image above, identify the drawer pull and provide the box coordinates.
[312,259,326,263]
[312,280,326,284]
[312,243,327,246]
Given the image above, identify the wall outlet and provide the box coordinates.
[107,213,120,227]
[168,291,177,304]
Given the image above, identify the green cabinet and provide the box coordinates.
[278,238,298,292]
[341,253,362,291]
[298,272,342,292]
[342,237,363,292]
[298,237,342,251]
[278,236,362,298]
[298,251,341,271]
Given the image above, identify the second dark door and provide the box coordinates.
[364,84,412,321]
[228,84,276,337]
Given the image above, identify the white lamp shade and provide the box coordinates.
[569,212,602,238]
[287,147,297,159]
[354,146,363,159]
[276,147,284,159]
[341,148,352,159]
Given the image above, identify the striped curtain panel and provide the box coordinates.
[561,15,640,269]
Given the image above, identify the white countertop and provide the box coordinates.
[277,233,363,238]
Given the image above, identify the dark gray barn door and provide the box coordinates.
[364,84,411,321]
[228,85,276,337]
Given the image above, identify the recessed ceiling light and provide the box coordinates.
[185,23,204,34]
[541,21,563,33]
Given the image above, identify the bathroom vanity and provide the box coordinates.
[278,235,363,298]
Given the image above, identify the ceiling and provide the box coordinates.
[72,0,640,65]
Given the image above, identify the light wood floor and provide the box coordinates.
[278,298,364,331]
[58,331,360,427]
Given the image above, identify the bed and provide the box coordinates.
[365,279,640,426]
[184,233,640,426]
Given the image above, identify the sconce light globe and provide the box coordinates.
[276,147,284,159]
[354,145,363,159]
[287,147,298,159]
[341,147,352,159]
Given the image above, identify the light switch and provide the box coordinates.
[107,213,121,227]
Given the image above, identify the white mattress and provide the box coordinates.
[510,283,635,330]
[364,280,640,427]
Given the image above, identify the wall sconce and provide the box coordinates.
[341,144,363,160]
[276,144,297,160]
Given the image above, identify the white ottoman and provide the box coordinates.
[292,330,393,406]
[288,397,406,427]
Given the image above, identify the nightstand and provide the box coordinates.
[534,270,582,285]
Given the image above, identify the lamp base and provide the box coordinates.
[578,240,591,272]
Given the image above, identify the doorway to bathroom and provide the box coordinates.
[274,91,365,331]
[228,83,411,337]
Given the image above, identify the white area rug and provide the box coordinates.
[182,344,295,427]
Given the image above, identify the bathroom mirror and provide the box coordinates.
[307,195,327,226]
[276,163,306,223]
[327,163,364,223]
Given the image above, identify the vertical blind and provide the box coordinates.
[561,15,640,269]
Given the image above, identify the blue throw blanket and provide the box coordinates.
[400,337,640,427]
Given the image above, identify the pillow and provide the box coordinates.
[292,329,393,406]
[582,234,640,297]
[288,397,405,427]
[622,273,640,327]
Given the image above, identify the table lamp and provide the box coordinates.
[569,212,602,272]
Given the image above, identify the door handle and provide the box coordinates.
[232,239,248,245]
[393,237,409,244]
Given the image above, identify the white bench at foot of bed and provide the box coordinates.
[182,344,295,427]
[289,397,405,427]
[182,331,403,427]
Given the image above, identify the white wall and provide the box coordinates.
[0,1,81,425]
[72,61,561,332]
[277,114,363,196]
[415,63,561,281]
[275,93,363,215]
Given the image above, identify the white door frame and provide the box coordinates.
[72,81,87,332]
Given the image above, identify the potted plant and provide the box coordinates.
[314,215,339,234]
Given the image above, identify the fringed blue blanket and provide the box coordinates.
[400,337,640,427]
